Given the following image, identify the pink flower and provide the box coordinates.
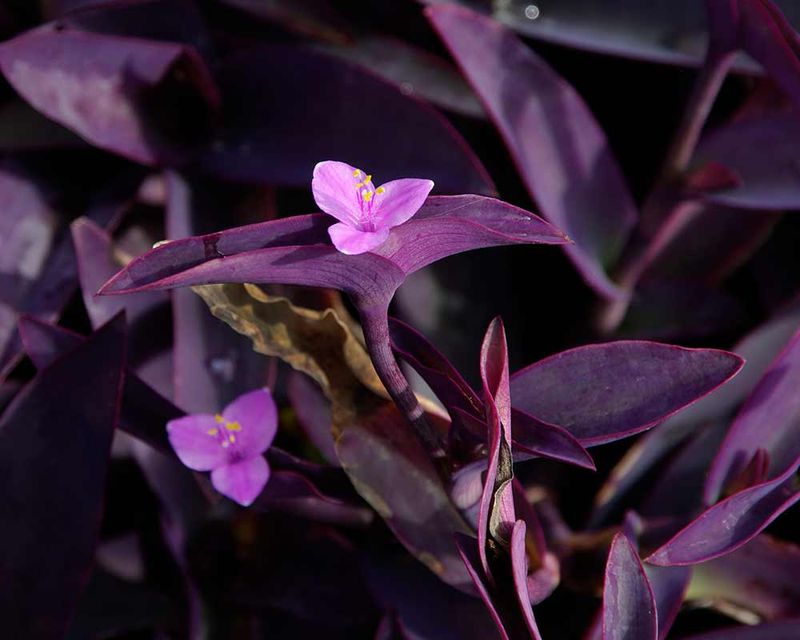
[312,160,434,254]
[166,388,278,506]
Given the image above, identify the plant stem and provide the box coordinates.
[358,299,445,458]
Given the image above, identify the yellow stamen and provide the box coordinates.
[364,174,372,183]
[214,414,224,423]
[352,169,361,177]
[225,421,242,431]
[207,428,219,436]
[375,186,385,195]
[355,182,364,188]
[363,191,373,202]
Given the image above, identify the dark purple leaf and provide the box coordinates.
[681,619,800,639]
[0,315,125,639]
[689,534,800,620]
[694,114,800,209]
[706,326,800,502]
[424,0,800,69]
[217,0,351,43]
[476,318,515,577]
[390,317,593,468]
[286,371,338,465]
[646,564,692,640]
[198,43,493,194]
[322,35,485,118]
[591,297,800,525]
[364,553,500,640]
[509,520,544,640]
[454,534,510,640]
[18,315,83,369]
[0,26,218,165]
[603,532,658,640]
[336,403,473,589]
[647,464,800,566]
[72,218,167,327]
[427,3,638,299]
[510,341,744,446]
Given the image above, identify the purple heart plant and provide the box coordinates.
[3,0,800,638]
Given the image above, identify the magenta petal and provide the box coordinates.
[211,456,270,506]
[222,388,278,456]
[374,178,435,228]
[312,160,363,226]
[328,222,390,255]
[167,414,228,471]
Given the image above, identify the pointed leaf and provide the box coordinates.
[706,327,800,502]
[0,315,125,639]
[510,341,744,446]
[428,4,638,299]
[648,465,800,566]
[603,533,658,640]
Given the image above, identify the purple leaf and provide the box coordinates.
[0,315,125,638]
[706,326,800,502]
[0,26,218,165]
[364,553,500,640]
[72,218,167,328]
[427,4,638,299]
[680,619,800,639]
[198,44,493,194]
[100,196,566,298]
[603,533,658,640]
[389,317,593,468]
[423,0,800,69]
[286,371,338,465]
[454,534,511,640]
[645,565,692,640]
[335,404,474,589]
[510,341,744,446]
[689,534,800,620]
[322,35,485,118]
[694,114,800,209]
[510,520,544,640]
[647,464,800,566]
[592,297,800,525]
[476,318,516,577]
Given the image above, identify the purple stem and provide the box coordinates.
[357,298,445,458]
[596,52,735,334]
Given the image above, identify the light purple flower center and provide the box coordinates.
[207,414,245,462]
[352,168,386,232]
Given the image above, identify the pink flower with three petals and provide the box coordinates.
[312,160,434,255]
[166,388,277,506]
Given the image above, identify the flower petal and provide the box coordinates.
[328,222,390,255]
[312,160,363,226]
[211,456,270,506]
[221,388,278,457]
[167,414,228,471]
[374,178,435,228]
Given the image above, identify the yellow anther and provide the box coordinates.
[364,174,372,183]
[352,169,361,177]
[355,182,364,188]
[214,414,224,423]
[375,186,386,195]
[207,428,219,436]
[363,191,373,202]
[225,421,242,431]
